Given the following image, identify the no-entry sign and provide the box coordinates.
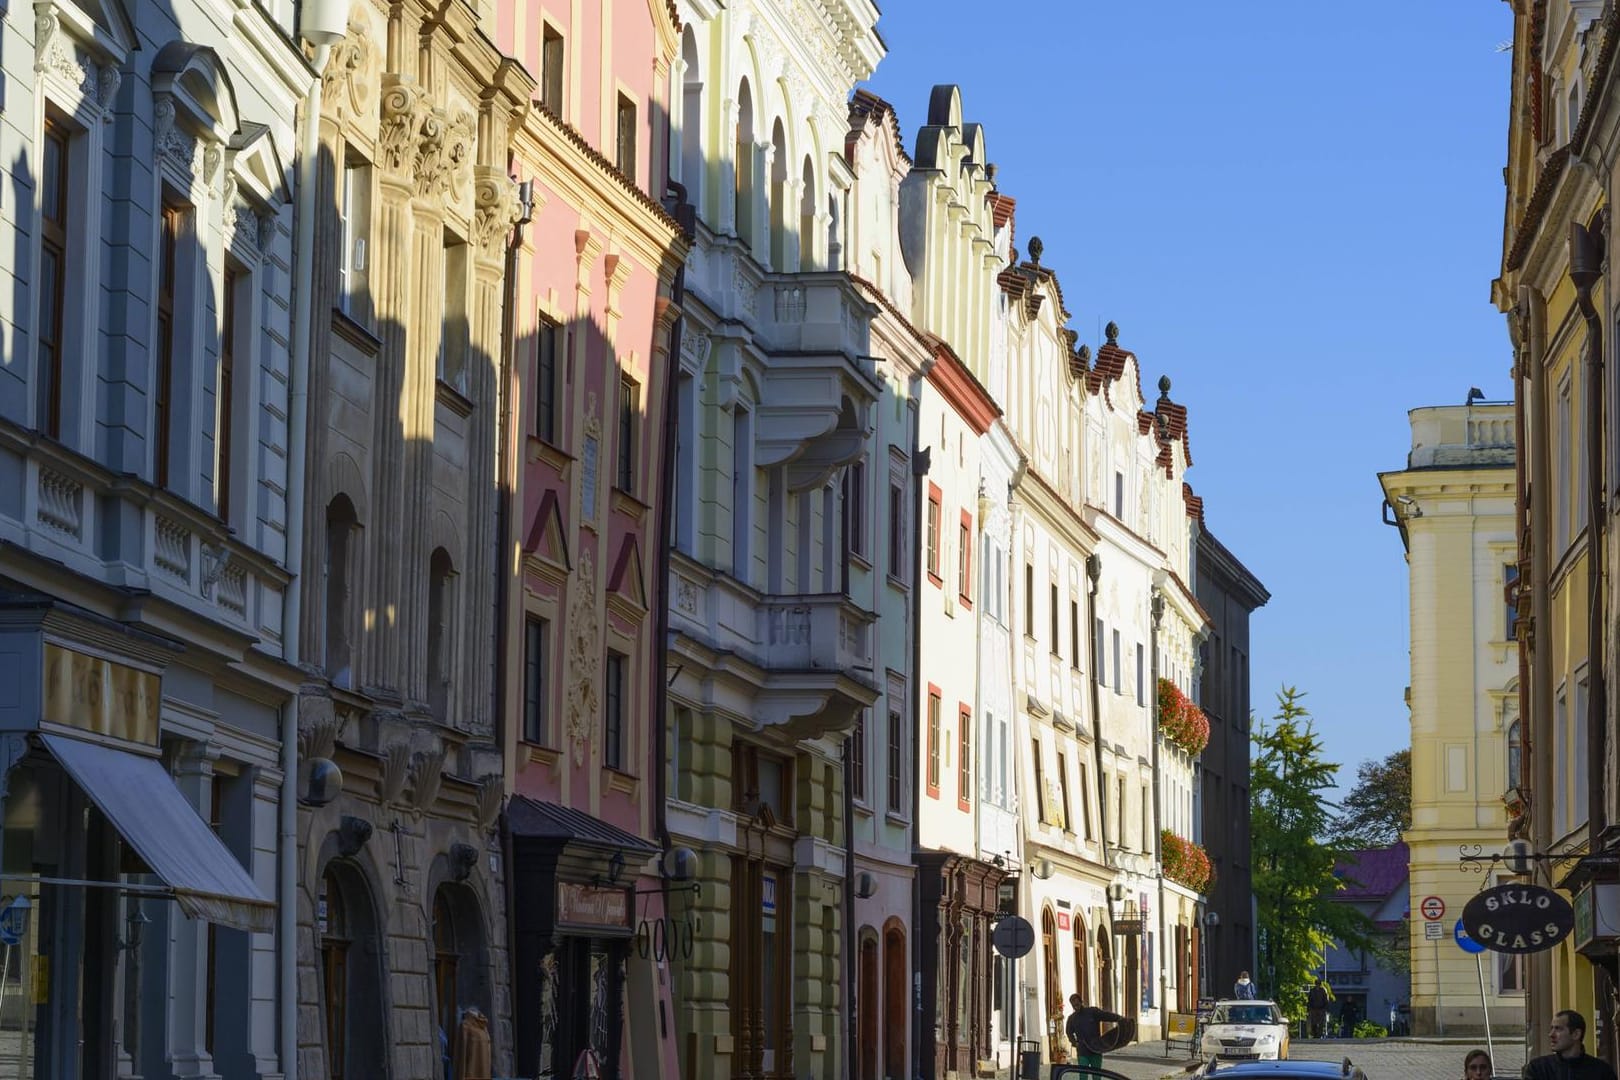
[1420,895,1446,921]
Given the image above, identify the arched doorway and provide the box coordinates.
[883,923,906,1080]
[1096,925,1113,1012]
[858,932,879,1080]
[319,861,387,1080]
[431,880,492,1078]
[1042,908,1065,1062]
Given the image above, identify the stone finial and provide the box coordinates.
[1105,321,1119,345]
[1027,235,1043,265]
[1159,375,1172,396]
[1077,344,1091,364]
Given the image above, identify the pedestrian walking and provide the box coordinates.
[1066,991,1127,1073]
[1307,979,1332,1039]
[1233,971,1258,999]
[1523,1010,1618,1080]
[1464,1048,1493,1080]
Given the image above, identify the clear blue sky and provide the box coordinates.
[862,1,1515,799]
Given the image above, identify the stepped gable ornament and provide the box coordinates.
[1105,320,1120,345]
[473,167,522,250]
[1027,235,1043,266]
[563,549,601,766]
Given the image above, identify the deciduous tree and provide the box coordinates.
[1252,687,1375,1021]
[1333,748,1412,849]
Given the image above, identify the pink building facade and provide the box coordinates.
[491,2,688,1078]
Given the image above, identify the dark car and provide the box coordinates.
[1191,1059,1369,1080]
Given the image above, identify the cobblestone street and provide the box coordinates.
[1098,1038,1530,1080]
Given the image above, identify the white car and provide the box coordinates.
[1199,999,1291,1062]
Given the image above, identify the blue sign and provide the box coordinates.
[0,897,32,946]
[1455,917,1486,955]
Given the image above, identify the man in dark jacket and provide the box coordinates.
[1307,979,1331,1039]
[1524,1010,1618,1080]
[1066,992,1126,1073]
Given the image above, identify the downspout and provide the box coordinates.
[282,26,339,1079]
[1085,553,1108,875]
[1525,283,1555,1052]
[1571,211,1609,857]
[910,381,929,1080]
[1149,588,1167,1040]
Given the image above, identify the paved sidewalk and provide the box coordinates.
[1089,1036,1528,1080]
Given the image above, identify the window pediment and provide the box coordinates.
[34,0,134,72]
[152,41,240,144]
[228,123,289,208]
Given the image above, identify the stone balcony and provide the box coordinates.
[0,424,289,652]
[671,553,878,742]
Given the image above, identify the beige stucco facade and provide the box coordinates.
[1381,402,1524,1037]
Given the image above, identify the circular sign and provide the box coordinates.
[1460,883,1575,954]
[992,915,1036,959]
[1454,918,1486,955]
[1420,895,1446,921]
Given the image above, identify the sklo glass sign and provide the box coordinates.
[1460,883,1575,954]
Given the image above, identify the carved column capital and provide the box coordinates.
[472,166,521,254]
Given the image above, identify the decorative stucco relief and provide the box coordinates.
[564,549,601,766]
[379,76,427,174]
[322,24,374,120]
[473,166,522,250]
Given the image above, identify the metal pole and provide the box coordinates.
[1476,952,1495,1069]
[1435,936,1446,1036]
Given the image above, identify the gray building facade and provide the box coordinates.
[1194,518,1269,999]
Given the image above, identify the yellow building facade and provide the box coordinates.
[1380,403,1522,1037]
[1493,0,1612,1059]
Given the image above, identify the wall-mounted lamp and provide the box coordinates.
[1031,858,1056,881]
[854,872,877,900]
[119,903,150,953]
[302,757,344,808]
[1204,910,1221,928]
[1107,882,1128,904]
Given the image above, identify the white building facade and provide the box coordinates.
[0,0,311,1071]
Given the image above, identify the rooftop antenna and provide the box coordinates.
[1495,40,1513,53]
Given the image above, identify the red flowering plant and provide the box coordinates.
[1157,677,1210,756]
[1161,829,1215,893]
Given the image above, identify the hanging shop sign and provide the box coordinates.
[1459,883,1575,954]
[42,644,159,746]
[556,882,631,932]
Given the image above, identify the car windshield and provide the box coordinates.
[1212,1004,1280,1025]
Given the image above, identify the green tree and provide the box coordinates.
[1333,748,1412,849]
[1251,687,1375,1022]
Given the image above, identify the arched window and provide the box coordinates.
[734,80,755,246]
[769,119,788,270]
[680,29,703,217]
[324,496,359,687]
[1096,925,1113,1011]
[428,548,455,721]
[434,889,459,1056]
[799,155,816,272]
[320,868,349,1080]
[431,882,491,1069]
[1507,718,1522,790]
[857,932,879,1080]
[1072,911,1089,1005]
[1042,907,1064,1060]
[882,924,906,1079]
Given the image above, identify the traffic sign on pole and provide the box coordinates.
[1454,918,1486,955]
[1420,895,1446,921]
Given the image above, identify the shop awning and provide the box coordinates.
[40,734,274,933]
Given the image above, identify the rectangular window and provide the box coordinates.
[926,487,942,581]
[1555,690,1569,833]
[1142,783,1151,851]
[1112,629,1122,692]
[1025,563,1035,638]
[523,616,549,744]
[887,707,904,813]
[1137,643,1146,705]
[732,406,752,576]
[1505,563,1520,639]
[217,268,239,522]
[1114,470,1125,518]
[1575,677,1590,828]
[851,711,867,803]
[616,94,637,180]
[1071,599,1081,671]
[604,651,626,770]
[926,690,942,797]
[957,513,972,602]
[1079,762,1093,839]
[37,120,70,438]
[1049,583,1060,654]
[535,319,560,443]
[617,374,638,493]
[1057,751,1072,832]
[844,460,866,557]
[1031,738,1047,824]
[439,235,470,392]
[541,25,565,113]
[1116,776,1125,845]
[1094,618,1105,684]
[888,482,905,580]
[1557,377,1572,552]
[338,157,370,319]
[957,705,972,810]
[155,204,185,486]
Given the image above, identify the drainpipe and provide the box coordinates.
[910,379,929,1080]
[1524,283,1554,1051]
[1570,217,1608,857]
[282,1,347,1069]
[1085,553,1107,874]
[1149,587,1167,1040]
